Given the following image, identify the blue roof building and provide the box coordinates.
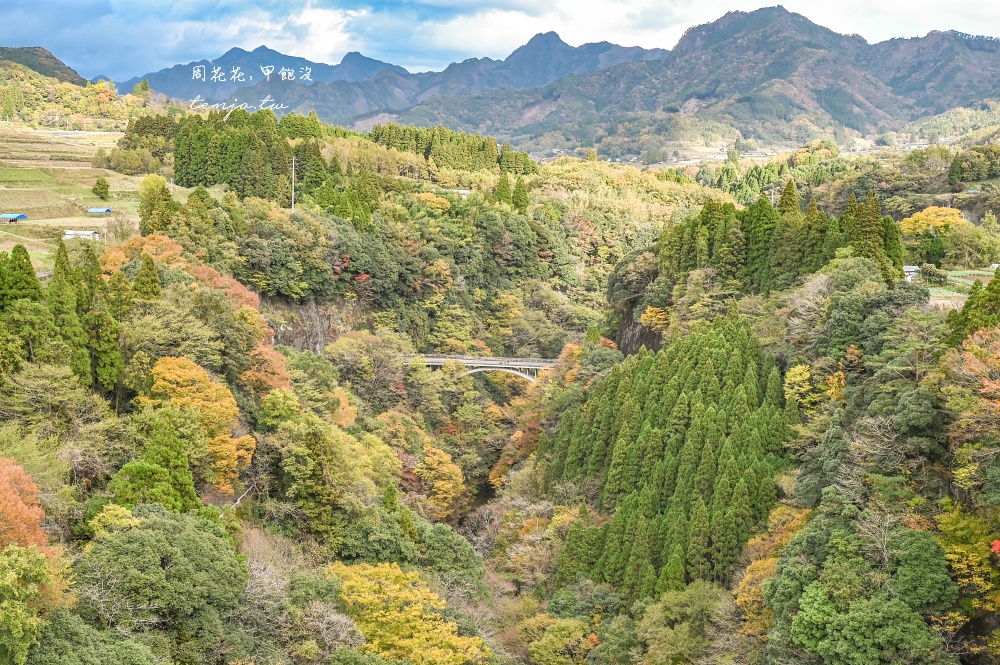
[0,213,27,221]
[87,208,112,214]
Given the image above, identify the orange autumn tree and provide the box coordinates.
[0,459,72,665]
[239,345,292,395]
[948,325,1000,449]
[140,356,255,493]
[0,458,47,549]
[100,234,187,273]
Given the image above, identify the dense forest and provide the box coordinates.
[3,93,1000,665]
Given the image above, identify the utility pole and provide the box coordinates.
[291,157,296,211]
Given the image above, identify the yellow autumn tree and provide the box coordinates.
[139,356,254,493]
[416,442,467,520]
[331,562,491,665]
[783,364,819,415]
[329,386,358,427]
[735,505,810,642]
[734,558,778,639]
[899,206,966,239]
[414,191,451,212]
[640,306,671,333]
[825,370,846,402]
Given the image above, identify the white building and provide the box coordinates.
[63,229,100,241]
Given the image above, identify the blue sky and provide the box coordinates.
[4,0,1000,81]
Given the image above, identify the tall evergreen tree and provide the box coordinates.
[685,497,712,582]
[848,191,895,283]
[133,253,162,299]
[741,195,781,293]
[948,280,989,343]
[882,215,905,271]
[138,176,177,236]
[495,172,512,204]
[768,217,798,290]
[713,224,747,288]
[302,155,328,196]
[105,271,134,320]
[75,243,103,315]
[0,244,42,309]
[84,298,123,393]
[46,240,91,384]
[657,543,686,593]
[818,213,847,265]
[801,199,828,271]
[499,141,516,172]
[948,153,963,186]
[512,177,529,212]
[776,179,802,218]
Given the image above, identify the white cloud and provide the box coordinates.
[423,9,548,55]
[268,5,362,62]
[370,0,1000,71]
[8,0,1000,80]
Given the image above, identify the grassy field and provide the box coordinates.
[0,125,144,270]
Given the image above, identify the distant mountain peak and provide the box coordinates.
[525,31,567,45]
[506,32,575,65]
[221,46,251,57]
[341,51,377,65]
[515,32,572,53]
[337,51,409,77]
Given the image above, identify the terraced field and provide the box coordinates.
[0,125,142,269]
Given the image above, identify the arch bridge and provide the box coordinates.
[400,354,559,382]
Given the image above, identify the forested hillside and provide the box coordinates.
[3,68,1000,665]
[0,59,151,129]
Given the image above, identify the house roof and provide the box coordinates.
[0,213,27,220]
[87,208,112,214]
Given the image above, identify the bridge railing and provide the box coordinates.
[400,354,560,367]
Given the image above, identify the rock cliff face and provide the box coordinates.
[262,298,367,354]
[614,304,664,356]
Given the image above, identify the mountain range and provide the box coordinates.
[145,6,1000,153]
[5,6,1000,155]
[116,33,669,110]
[117,46,409,100]
[388,7,1000,153]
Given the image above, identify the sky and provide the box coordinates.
[4,0,1000,81]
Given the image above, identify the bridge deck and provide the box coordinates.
[400,354,559,369]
